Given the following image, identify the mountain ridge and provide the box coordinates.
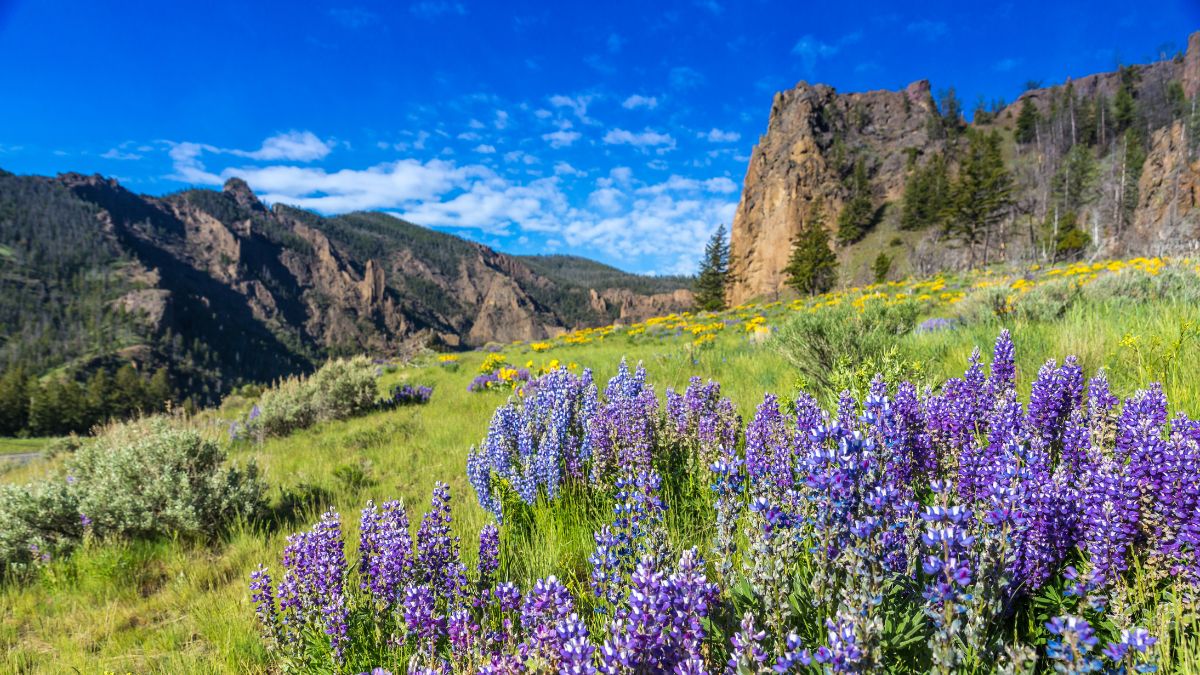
[0,171,692,403]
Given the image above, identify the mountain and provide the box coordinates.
[729,31,1200,303]
[0,172,691,403]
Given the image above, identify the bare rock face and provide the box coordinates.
[1133,120,1200,255]
[729,32,1200,302]
[1185,31,1200,100]
[590,288,697,321]
[729,80,939,303]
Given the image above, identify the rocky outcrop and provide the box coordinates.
[590,288,696,322]
[8,172,689,392]
[729,31,1200,302]
[1132,120,1200,254]
[729,80,940,302]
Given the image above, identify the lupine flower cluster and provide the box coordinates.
[254,331,1195,672]
[378,383,433,409]
[251,482,721,673]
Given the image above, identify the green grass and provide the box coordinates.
[0,438,55,456]
[3,263,1200,672]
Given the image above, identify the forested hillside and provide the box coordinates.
[0,173,691,434]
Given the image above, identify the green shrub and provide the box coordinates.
[253,356,379,437]
[1,419,264,576]
[774,299,920,395]
[0,480,82,574]
[66,420,265,540]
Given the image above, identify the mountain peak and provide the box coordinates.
[222,177,263,212]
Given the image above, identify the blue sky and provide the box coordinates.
[1,1,1196,274]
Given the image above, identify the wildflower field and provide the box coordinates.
[3,258,1200,673]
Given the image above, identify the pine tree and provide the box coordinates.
[1014,98,1041,144]
[946,130,1013,267]
[1053,144,1098,214]
[836,159,875,244]
[85,369,115,425]
[112,364,146,419]
[0,368,31,436]
[146,368,174,413]
[785,200,839,295]
[693,225,731,311]
[872,252,893,284]
[900,154,949,230]
[1112,67,1138,133]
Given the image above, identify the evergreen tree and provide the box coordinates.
[1014,98,1041,144]
[0,368,31,436]
[1053,212,1091,261]
[112,364,146,419]
[872,252,893,284]
[939,87,964,137]
[1053,144,1098,214]
[835,159,875,244]
[85,369,115,425]
[1112,67,1139,133]
[899,154,949,230]
[693,224,731,312]
[146,368,174,413]
[946,130,1013,267]
[785,200,839,295]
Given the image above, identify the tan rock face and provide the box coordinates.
[1133,120,1200,254]
[729,80,940,303]
[730,34,1200,301]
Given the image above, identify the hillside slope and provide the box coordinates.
[729,30,1200,302]
[0,172,692,401]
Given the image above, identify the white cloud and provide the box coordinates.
[622,94,659,110]
[494,110,510,129]
[457,131,482,141]
[102,147,142,160]
[474,144,497,154]
[553,162,583,176]
[549,94,596,124]
[467,118,486,129]
[238,130,333,161]
[542,130,582,148]
[702,128,740,143]
[166,133,739,274]
[602,128,676,153]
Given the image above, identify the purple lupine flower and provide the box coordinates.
[477,523,500,588]
[727,612,768,673]
[588,362,658,486]
[403,584,444,651]
[1079,454,1141,586]
[249,564,280,649]
[414,482,467,601]
[744,393,794,493]
[989,329,1016,397]
[358,499,413,608]
[275,508,349,663]
[1045,615,1102,673]
[815,615,866,673]
[1102,626,1158,671]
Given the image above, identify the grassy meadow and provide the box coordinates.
[3,257,1200,673]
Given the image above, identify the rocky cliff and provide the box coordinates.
[729,31,1200,303]
[0,172,691,400]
